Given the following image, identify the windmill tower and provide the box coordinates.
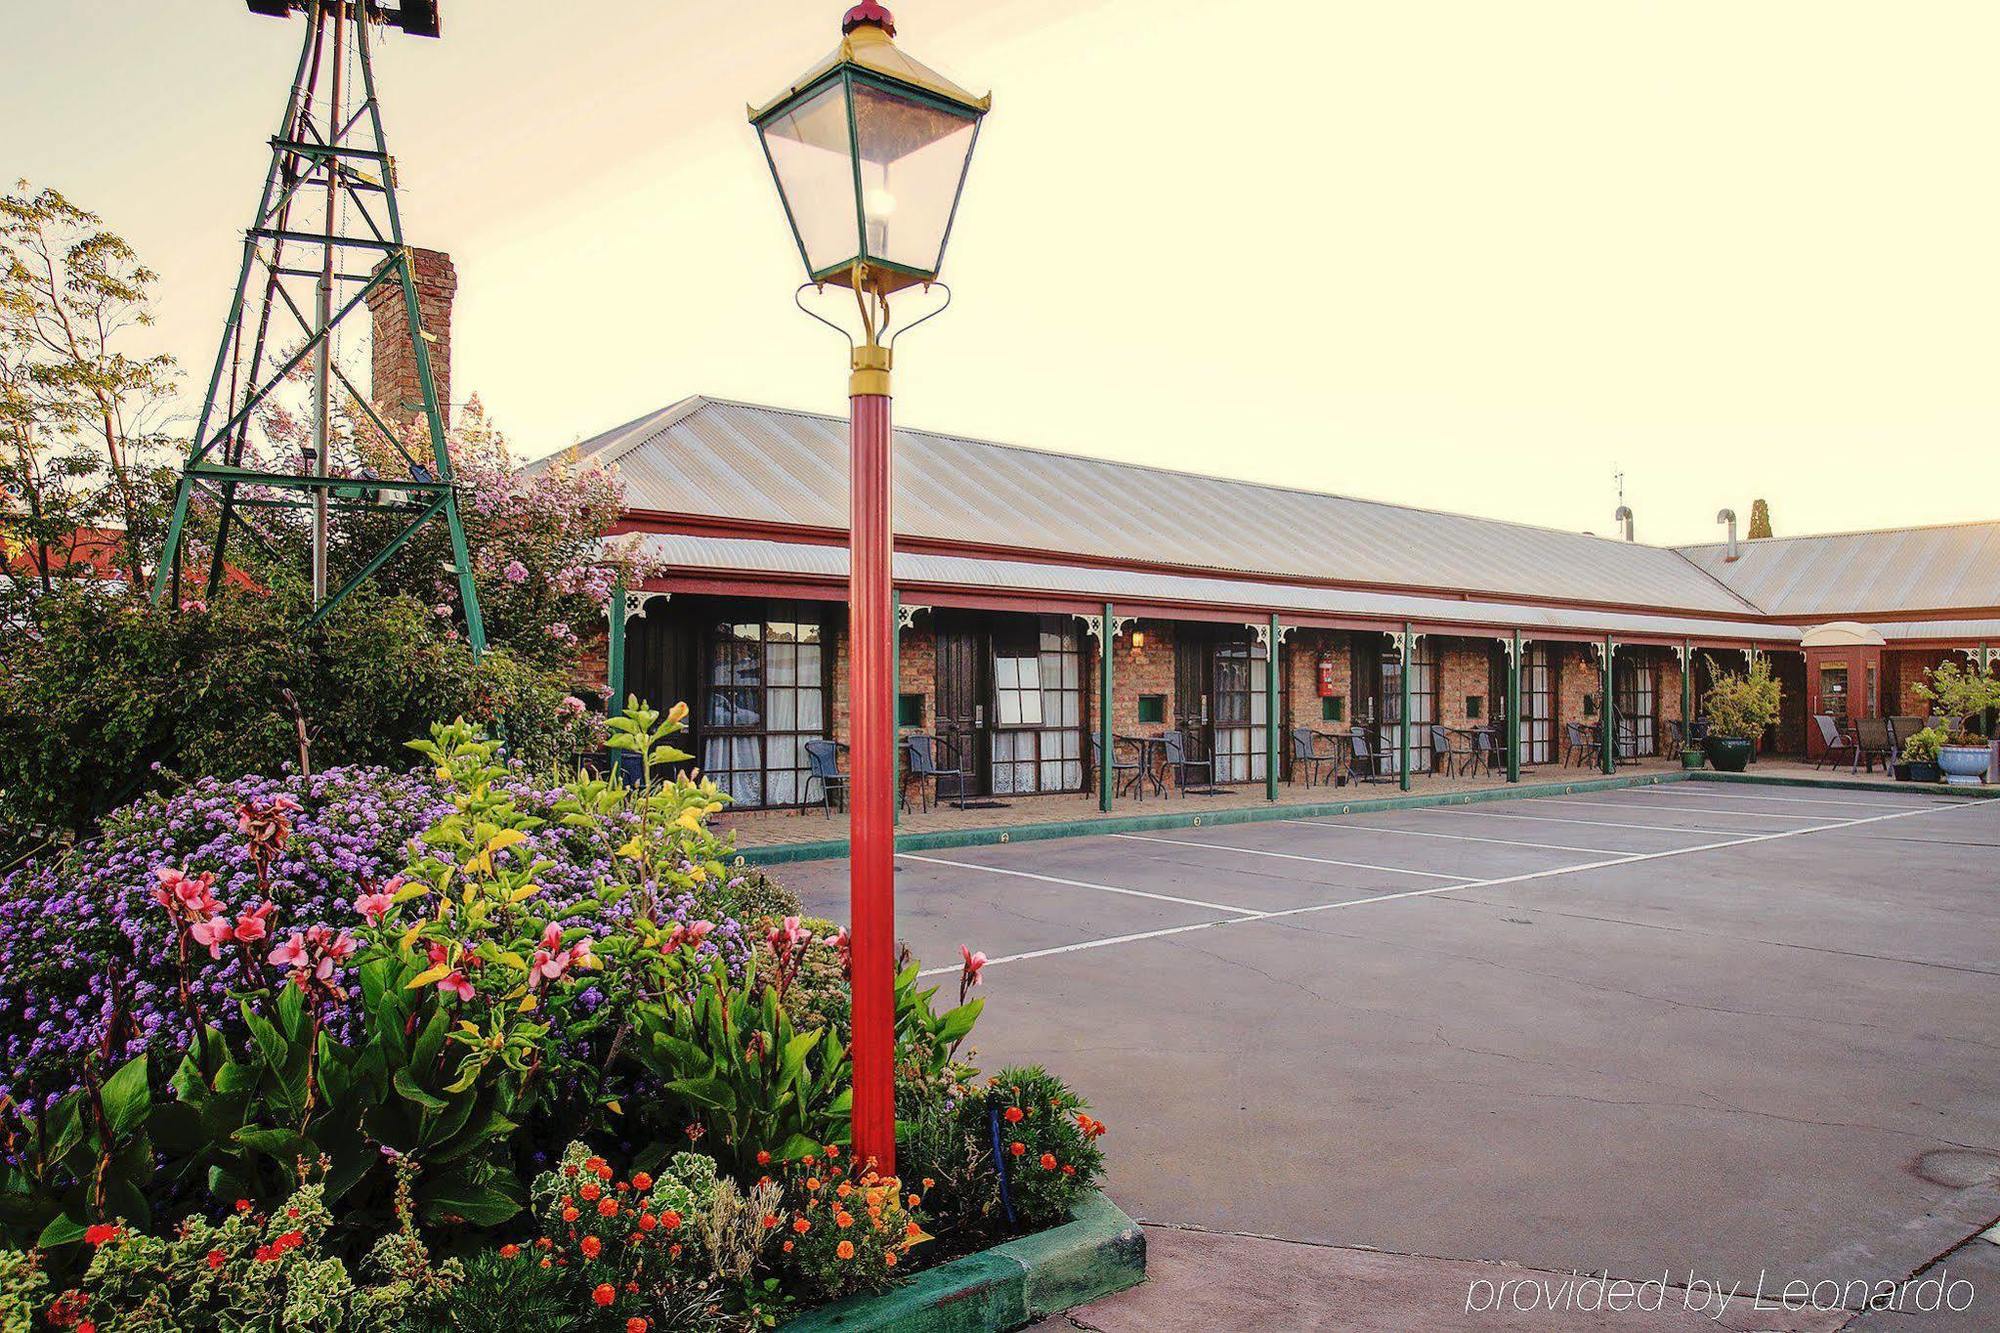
[152,0,485,653]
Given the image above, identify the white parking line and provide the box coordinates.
[1626,786,1961,812]
[1279,818,1634,857]
[897,852,1268,917]
[1415,807,1755,837]
[1538,797,1824,821]
[1108,832,1470,880]
[918,800,1974,977]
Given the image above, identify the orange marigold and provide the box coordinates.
[579,1182,601,1202]
[562,1206,580,1223]
[1040,1153,1057,1170]
[884,1250,899,1268]
[836,1240,855,1260]
[1003,1106,1024,1124]
[631,1172,653,1191]
[793,1216,811,1234]
[499,1244,520,1260]
[1009,1141,1026,1157]
[580,1236,602,1259]
[835,1211,854,1229]
[593,1282,616,1307]
[661,1209,683,1231]
[597,1197,620,1218]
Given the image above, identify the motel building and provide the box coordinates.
[529,393,2000,840]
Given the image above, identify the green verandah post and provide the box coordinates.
[1399,622,1413,793]
[1506,630,1522,783]
[1099,602,1116,813]
[1681,637,1694,751]
[607,577,628,719]
[1266,614,1281,802]
[1601,636,1616,775]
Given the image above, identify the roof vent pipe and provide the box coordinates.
[1613,505,1634,542]
[1717,508,1739,561]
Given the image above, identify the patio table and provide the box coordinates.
[1116,734,1170,800]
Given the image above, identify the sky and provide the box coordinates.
[8,0,2000,547]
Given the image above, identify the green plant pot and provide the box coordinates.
[1680,748,1706,770]
[1703,736,1753,773]
[1901,761,1941,784]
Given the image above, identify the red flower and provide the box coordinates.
[630,1172,653,1191]
[579,1181,601,1202]
[206,1248,226,1270]
[761,1213,779,1230]
[597,1197,620,1218]
[499,1243,520,1260]
[1003,1106,1024,1124]
[580,1235,602,1259]
[1040,1153,1057,1170]
[793,1217,811,1234]
[755,1150,771,1166]
[626,1321,649,1333]
[1062,1164,1077,1177]
[836,1240,856,1260]
[638,1212,658,1232]
[83,1223,122,1247]
[593,1283,616,1307]
[660,1209,682,1231]
[254,1245,277,1263]
[1009,1141,1026,1157]
[234,1198,254,1214]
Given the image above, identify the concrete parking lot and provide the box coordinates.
[784,782,2000,1329]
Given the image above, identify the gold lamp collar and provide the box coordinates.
[850,342,893,397]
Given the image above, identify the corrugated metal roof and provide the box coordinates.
[1675,523,2000,617]
[554,396,1758,615]
[1863,619,2000,642]
[626,533,1792,644]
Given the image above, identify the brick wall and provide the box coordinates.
[366,246,457,433]
[1110,619,1178,737]
[1435,637,1495,730]
[1287,629,1351,730]
[831,621,852,747]
[1556,643,1600,740]
[898,623,937,739]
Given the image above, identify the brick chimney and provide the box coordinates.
[366,247,457,434]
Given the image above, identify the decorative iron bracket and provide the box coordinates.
[1080,613,1136,646]
[895,602,930,632]
[612,591,669,625]
[1384,628,1422,663]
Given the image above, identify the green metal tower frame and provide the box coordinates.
[152,0,485,653]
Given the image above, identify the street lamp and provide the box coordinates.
[751,2,989,1174]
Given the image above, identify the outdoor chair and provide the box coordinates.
[800,739,848,818]
[1887,716,1927,755]
[1347,727,1392,783]
[1290,726,1340,789]
[1666,718,1686,751]
[900,733,969,813]
[1563,721,1592,768]
[1159,730,1214,796]
[1089,733,1142,801]
[1811,714,1858,770]
[1470,726,1498,773]
[1851,716,1895,775]
[1430,724,1477,778]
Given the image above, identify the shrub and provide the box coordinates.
[1915,660,2000,745]
[1701,657,1782,741]
[773,1148,929,1304]
[966,1068,1106,1232]
[1902,725,1946,765]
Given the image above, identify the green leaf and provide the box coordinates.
[241,1001,288,1069]
[420,1171,525,1227]
[392,1068,448,1112]
[665,1075,736,1113]
[234,1127,312,1161]
[37,1210,86,1249]
[99,1052,151,1139]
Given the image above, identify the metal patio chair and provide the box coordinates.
[800,739,848,818]
[1089,733,1142,801]
[1811,714,1857,770]
[900,733,970,813]
[1471,726,1498,773]
[1159,729,1215,796]
[1347,727,1393,783]
[1562,721,1593,768]
[1430,724,1477,778]
[1290,726,1340,789]
[1850,716,1895,775]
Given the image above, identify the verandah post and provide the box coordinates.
[1681,637,1693,750]
[1507,630,1522,783]
[1266,613,1281,801]
[1601,635,1616,775]
[1399,622,1413,793]
[1099,601,1115,813]
[607,576,628,720]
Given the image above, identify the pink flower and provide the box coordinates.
[958,945,986,1004]
[832,927,852,981]
[665,920,715,952]
[433,603,452,618]
[189,915,234,958]
[560,695,587,717]
[427,941,450,968]
[437,970,475,1002]
[153,867,223,919]
[269,934,308,970]
[233,902,275,945]
[354,890,395,926]
[503,559,529,584]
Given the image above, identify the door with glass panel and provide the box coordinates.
[1378,639,1437,774]
[1520,643,1554,765]
[1211,639,1271,783]
[699,606,826,808]
[987,617,1085,796]
[1613,654,1657,758]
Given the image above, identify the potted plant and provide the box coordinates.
[1898,725,1945,784]
[1680,740,1706,770]
[1914,661,2000,786]
[1700,658,1781,773]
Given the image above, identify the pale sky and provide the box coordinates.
[9,0,2000,546]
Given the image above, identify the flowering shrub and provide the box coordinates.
[970,1068,1106,1231]
[774,1147,929,1303]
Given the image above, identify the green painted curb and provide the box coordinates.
[781,1191,1146,1332]
[734,772,1689,866]
[1689,771,2000,799]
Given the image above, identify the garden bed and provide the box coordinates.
[0,704,1119,1331]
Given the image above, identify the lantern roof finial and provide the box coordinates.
[842,2,895,37]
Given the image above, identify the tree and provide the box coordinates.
[0,184,178,588]
[1747,498,1773,540]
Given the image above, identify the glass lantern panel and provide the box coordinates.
[759,80,861,276]
[851,81,979,277]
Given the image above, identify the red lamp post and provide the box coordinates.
[750,3,989,1173]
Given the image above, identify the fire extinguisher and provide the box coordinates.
[1316,655,1337,697]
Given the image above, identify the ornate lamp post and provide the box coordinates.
[750,1,989,1172]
